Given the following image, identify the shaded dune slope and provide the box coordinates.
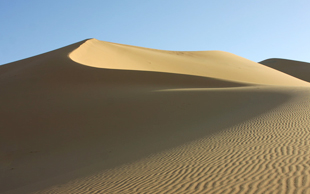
[31,88,310,194]
[1,39,310,193]
[260,58,310,83]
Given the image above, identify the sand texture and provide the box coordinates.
[1,39,310,194]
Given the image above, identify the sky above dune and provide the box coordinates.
[0,0,309,65]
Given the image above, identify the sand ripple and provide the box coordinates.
[32,88,310,194]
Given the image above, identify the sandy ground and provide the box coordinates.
[1,39,310,194]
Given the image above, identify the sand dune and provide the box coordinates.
[1,39,310,194]
[70,39,308,87]
[260,58,310,82]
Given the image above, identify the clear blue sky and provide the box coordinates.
[1,0,309,65]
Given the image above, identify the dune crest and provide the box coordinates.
[69,39,309,87]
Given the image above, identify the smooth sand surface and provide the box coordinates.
[260,58,310,82]
[1,39,310,194]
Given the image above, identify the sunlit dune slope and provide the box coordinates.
[260,58,310,83]
[70,39,309,86]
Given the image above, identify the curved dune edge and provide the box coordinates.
[69,39,309,87]
[260,58,310,83]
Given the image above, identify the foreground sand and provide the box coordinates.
[1,39,310,193]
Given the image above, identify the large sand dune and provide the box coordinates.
[1,39,310,194]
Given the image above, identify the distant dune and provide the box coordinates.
[1,39,310,194]
[260,58,310,82]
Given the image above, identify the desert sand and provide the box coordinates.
[1,39,310,194]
